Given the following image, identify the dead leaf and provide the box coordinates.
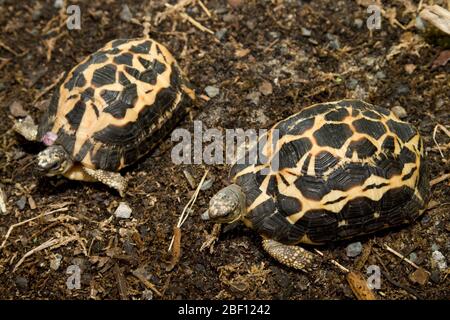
[27,196,36,210]
[432,50,450,69]
[228,0,242,8]
[235,48,250,58]
[387,32,428,60]
[404,63,417,74]
[347,271,376,300]
[409,268,429,285]
[9,101,28,118]
[420,5,450,35]
[166,226,181,271]
[259,80,273,96]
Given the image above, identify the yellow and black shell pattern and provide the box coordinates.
[37,38,195,171]
[230,100,430,245]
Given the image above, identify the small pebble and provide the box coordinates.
[431,250,447,271]
[409,252,418,264]
[246,21,256,29]
[430,269,441,283]
[215,7,228,15]
[246,91,260,105]
[205,86,220,98]
[222,13,235,23]
[9,101,28,118]
[326,33,340,50]
[268,31,280,40]
[114,202,132,219]
[404,64,416,74]
[32,9,42,21]
[16,196,27,211]
[141,289,153,300]
[346,78,359,90]
[215,28,228,41]
[346,242,363,257]
[50,254,63,271]
[391,106,408,119]
[375,71,386,79]
[200,178,214,191]
[259,80,273,96]
[354,18,364,29]
[421,214,431,225]
[54,0,64,9]
[301,27,311,37]
[15,276,28,291]
[120,4,133,22]
[431,243,440,252]
[396,84,410,95]
[415,16,425,31]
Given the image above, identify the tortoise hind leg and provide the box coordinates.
[262,239,316,272]
[83,167,128,197]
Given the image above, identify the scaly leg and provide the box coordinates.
[262,239,316,272]
[83,167,128,197]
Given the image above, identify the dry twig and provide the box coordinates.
[314,249,350,273]
[13,234,78,272]
[1,207,69,249]
[433,124,450,158]
[384,244,430,275]
[430,173,450,186]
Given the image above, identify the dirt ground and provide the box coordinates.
[0,0,449,300]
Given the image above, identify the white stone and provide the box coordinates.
[114,202,132,219]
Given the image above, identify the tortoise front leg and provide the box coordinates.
[13,116,38,141]
[262,239,317,272]
[83,167,128,197]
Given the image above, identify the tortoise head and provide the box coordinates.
[36,145,73,176]
[201,184,246,224]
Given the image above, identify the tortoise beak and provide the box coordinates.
[201,210,210,221]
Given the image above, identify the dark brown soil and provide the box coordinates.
[0,0,449,300]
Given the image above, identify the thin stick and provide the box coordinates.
[131,269,163,296]
[179,11,214,34]
[314,249,350,273]
[168,169,209,251]
[374,252,422,299]
[197,0,212,17]
[430,173,450,186]
[155,0,194,25]
[13,235,78,272]
[384,244,430,275]
[418,0,424,11]
[433,124,450,158]
[0,39,20,56]
[1,207,69,249]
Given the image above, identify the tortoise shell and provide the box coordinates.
[230,100,430,245]
[37,38,195,171]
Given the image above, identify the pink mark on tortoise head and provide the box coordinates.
[42,132,58,146]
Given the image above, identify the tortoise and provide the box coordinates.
[14,37,195,196]
[202,99,430,271]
